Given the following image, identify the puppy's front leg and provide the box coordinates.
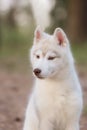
[40,119,55,130]
[23,98,39,130]
[65,122,79,130]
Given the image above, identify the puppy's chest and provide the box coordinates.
[35,85,69,119]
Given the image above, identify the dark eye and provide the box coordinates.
[48,56,55,60]
[36,55,40,59]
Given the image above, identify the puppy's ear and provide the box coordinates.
[53,28,68,46]
[34,26,42,42]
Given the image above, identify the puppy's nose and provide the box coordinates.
[33,68,41,76]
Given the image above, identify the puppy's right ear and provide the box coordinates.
[53,28,68,47]
[34,26,42,42]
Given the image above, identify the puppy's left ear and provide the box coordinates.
[53,28,68,46]
[34,26,43,42]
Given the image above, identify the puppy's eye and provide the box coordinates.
[48,56,55,60]
[36,55,40,59]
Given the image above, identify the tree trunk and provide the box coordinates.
[67,0,87,43]
[0,16,2,49]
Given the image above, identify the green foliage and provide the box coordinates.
[0,23,87,72]
[0,23,35,72]
[83,105,87,116]
[0,24,34,57]
[72,43,87,65]
[1,24,87,63]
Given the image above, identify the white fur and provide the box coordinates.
[23,27,83,130]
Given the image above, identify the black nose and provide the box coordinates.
[33,68,41,76]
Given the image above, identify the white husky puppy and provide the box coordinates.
[23,26,83,130]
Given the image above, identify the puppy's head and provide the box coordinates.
[30,26,73,79]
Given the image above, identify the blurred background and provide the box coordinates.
[0,0,87,130]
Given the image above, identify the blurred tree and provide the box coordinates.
[6,0,22,28]
[6,0,34,28]
[0,15,2,49]
[67,0,87,43]
[50,0,67,33]
[7,7,17,28]
[50,0,87,43]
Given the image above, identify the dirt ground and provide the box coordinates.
[0,67,87,130]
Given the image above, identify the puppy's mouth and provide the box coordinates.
[33,73,45,79]
[35,75,45,79]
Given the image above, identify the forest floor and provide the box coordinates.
[0,65,87,130]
